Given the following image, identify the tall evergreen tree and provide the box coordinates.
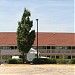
[17,8,35,63]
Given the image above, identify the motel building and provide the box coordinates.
[0,32,75,63]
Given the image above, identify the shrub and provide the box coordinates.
[32,58,57,64]
[51,59,57,64]
[57,59,70,64]
[32,58,44,64]
[17,58,23,64]
[8,58,23,64]
[71,58,75,64]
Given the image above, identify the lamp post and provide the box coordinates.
[36,19,38,59]
[0,50,1,65]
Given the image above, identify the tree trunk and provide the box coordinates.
[22,53,27,64]
[25,53,27,61]
[22,52,25,64]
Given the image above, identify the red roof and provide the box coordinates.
[0,32,16,46]
[0,32,75,46]
[34,32,75,46]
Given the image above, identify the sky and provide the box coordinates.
[0,0,74,32]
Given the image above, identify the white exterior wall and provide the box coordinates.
[0,46,75,63]
[0,49,21,63]
[1,49,21,55]
[39,49,75,59]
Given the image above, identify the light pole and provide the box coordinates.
[0,50,1,65]
[36,19,38,59]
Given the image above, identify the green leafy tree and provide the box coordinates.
[17,8,35,63]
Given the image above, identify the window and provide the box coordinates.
[0,46,3,49]
[59,46,64,49]
[68,56,71,59]
[38,46,46,49]
[10,46,14,49]
[0,46,9,50]
[47,46,50,49]
[3,46,6,49]
[56,46,65,49]
[51,46,55,49]
[38,46,42,49]
[42,46,46,49]
[2,55,11,59]
[62,46,65,49]
[56,56,59,59]
[0,46,17,50]
[59,46,63,49]
[67,46,71,49]
[6,46,10,49]
[72,56,75,58]
[51,56,55,58]
[72,46,75,49]
[14,46,17,49]
[56,46,59,49]
[2,56,6,59]
[47,56,50,58]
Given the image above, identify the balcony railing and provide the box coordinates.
[39,49,75,54]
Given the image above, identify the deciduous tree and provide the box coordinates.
[17,8,35,63]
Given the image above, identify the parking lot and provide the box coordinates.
[0,64,75,75]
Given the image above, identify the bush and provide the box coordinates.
[71,58,75,64]
[32,58,57,64]
[32,58,75,64]
[8,58,23,64]
[32,58,45,64]
[57,59,70,64]
[17,58,23,64]
[51,59,57,64]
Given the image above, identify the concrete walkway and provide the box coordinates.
[0,64,75,75]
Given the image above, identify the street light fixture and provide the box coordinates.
[36,19,38,59]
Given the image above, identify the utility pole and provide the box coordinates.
[36,19,38,59]
[0,50,1,65]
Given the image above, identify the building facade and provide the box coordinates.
[0,32,75,63]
